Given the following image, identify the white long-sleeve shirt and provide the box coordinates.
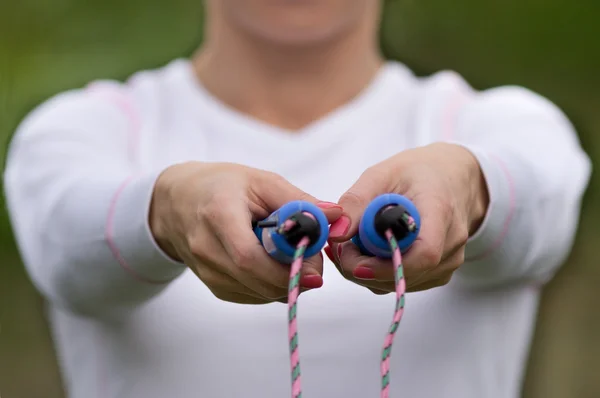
[4,60,591,398]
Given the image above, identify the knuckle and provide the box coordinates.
[187,236,204,258]
[438,197,454,219]
[229,241,258,271]
[340,190,367,210]
[262,170,283,182]
[230,245,258,271]
[421,245,443,267]
[258,171,281,187]
[199,193,231,223]
[341,166,390,208]
[261,171,291,190]
[362,166,389,186]
[456,226,469,247]
[207,190,232,207]
[447,250,465,272]
[258,171,312,201]
[451,251,466,269]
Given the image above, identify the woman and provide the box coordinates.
[4,1,591,397]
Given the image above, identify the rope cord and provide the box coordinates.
[381,213,416,397]
[288,234,310,398]
[285,213,416,398]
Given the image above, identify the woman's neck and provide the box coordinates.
[193,14,384,131]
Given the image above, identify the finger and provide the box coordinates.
[440,222,469,263]
[299,251,324,289]
[336,241,395,281]
[339,269,395,292]
[275,284,321,304]
[205,198,292,291]
[209,290,275,304]
[326,242,397,292]
[214,206,326,295]
[192,262,280,302]
[401,194,448,273]
[402,199,461,287]
[407,248,463,291]
[180,234,251,293]
[324,243,348,280]
[251,171,343,223]
[355,271,453,294]
[404,268,431,289]
[188,228,290,299]
[330,166,394,241]
[324,245,336,265]
[337,240,433,284]
[354,280,395,292]
[402,245,464,289]
[368,287,391,295]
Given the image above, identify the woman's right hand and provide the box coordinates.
[149,162,343,304]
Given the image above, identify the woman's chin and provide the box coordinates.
[222,0,368,47]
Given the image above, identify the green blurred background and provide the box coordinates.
[1,1,599,397]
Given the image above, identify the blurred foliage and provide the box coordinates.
[1,1,599,397]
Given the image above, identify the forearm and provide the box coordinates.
[452,87,591,288]
[5,164,186,316]
[4,89,187,317]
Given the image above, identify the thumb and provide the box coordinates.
[252,171,343,223]
[330,170,387,241]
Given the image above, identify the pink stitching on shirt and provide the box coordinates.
[86,83,168,285]
[104,175,169,285]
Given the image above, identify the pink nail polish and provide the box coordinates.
[353,266,376,280]
[300,275,324,289]
[317,201,342,210]
[329,216,351,238]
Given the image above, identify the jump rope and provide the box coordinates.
[253,194,421,398]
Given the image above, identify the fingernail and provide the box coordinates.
[323,246,335,263]
[300,275,324,289]
[317,201,342,210]
[353,266,376,280]
[329,216,351,238]
[336,244,343,259]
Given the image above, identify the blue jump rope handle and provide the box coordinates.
[253,201,329,264]
[351,193,421,259]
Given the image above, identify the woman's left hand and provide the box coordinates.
[325,143,490,293]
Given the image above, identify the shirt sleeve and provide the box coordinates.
[450,85,591,288]
[3,86,187,317]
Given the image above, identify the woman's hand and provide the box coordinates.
[149,162,343,304]
[325,143,489,293]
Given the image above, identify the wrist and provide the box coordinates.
[464,150,489,235]
[149,168,181,261]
